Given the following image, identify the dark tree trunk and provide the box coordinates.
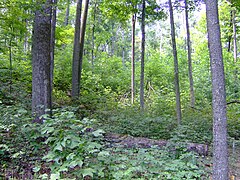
[78,0,90,94]
[91,1,97,68]
[232,9,238,98]
[206,0,229,179]
[140,0,146,111]
[184,0,195,108]
[71,0,82,99]
[169,0,182,124]
[50,0,57,116]
[131,14,136,105]
[32,0,52,121]
[122,29,125,68]
[9,39,12,94]
[227,10,233,52]
[64,0,70,26]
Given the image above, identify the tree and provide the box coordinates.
[169,0,182,124]
[32,0,52,121]
[78,0,90,93]
[206,0,229,179]
[131,13,136,104]
[71,0,82,99]
[50,0,57,114]
[184,0,195,108]
[140,0,146,110]
[232,8,238,98]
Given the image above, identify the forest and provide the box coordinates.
[0,0,240,179]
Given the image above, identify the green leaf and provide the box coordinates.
[50,173,60,180]
[41,126,54,134]
[32,166,41,173]
[92,129,105,137]
[81,168,95,178]
[53,142,63,151]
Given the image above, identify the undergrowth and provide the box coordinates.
[0,104,211,179]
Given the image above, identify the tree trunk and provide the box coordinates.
[9,39,12,94]
[71,0,82,99]
[91,1,97,68]
[50,0,57,116]
[169,0,182,124]
[227,10,233,52]
[131,14,136,105]
[122,29,125,68]
[32,0,52,121]
[64,0,70,26]
[232,9,238,98]
[184,0,195,108]
[206,0,229,179]
[78,0,90,94]
[140,0,145,111]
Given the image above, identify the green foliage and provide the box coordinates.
[98,146,206,179]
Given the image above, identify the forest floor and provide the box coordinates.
[1,133,240,179]
[229,147,240,180]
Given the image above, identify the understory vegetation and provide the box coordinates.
[1,0,240,179]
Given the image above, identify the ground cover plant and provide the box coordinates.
[1,0,240,179]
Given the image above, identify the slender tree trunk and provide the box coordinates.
[24,17,29,55]
[169,0,182,124]
[64,0,70,26]
[140,0,145,111]
[227,10,233,52]
[9,39,12,94]
[206,0,229,179]
[232,9,238,97]
[50,0,57,115]
[122,29,125,68]
[32,0,52,121]
[184,0,195,108]
[91,1,97,68]
[78,0,90,94]
[131,14,136,105]
[111,23,115,56]
[71,0,82,99]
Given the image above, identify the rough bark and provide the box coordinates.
[50,0,57,116]
[169,0,182,124]
[206,0,229,179]
[140,0,145,111]
[131,14,136,105]
[32,0,52,121]
[71,0,82,99]
[184,0,195,108]
[78,0,90,94]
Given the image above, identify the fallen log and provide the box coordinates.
[104,133,208,156]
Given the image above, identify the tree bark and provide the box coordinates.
[169,0,182,124]
[140,0,145,111]
[78,0,90,94]
[206,0,229,179]
[232,9,238,98]
[122,29,125,68]
[9,39,12,94]
[71,0,82,99]
[50,0,57,116]
[64,0,70,26]
[91,1,97,68]
[131,14,136,105]
[184,0,195,108]
[32,0,52,121]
